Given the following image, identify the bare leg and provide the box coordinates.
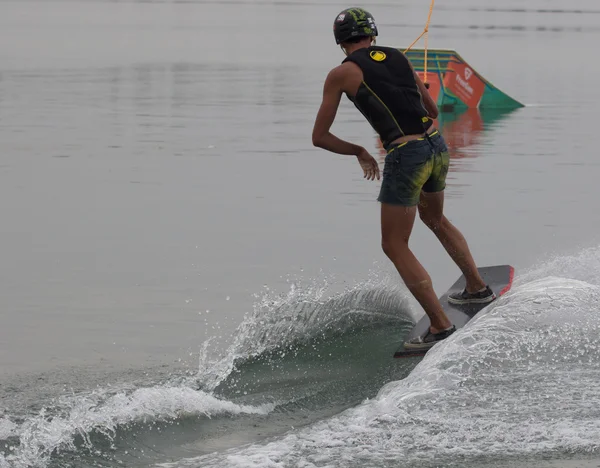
[418,190,486,293]
[381,202,452,332]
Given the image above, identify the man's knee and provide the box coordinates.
[381,234,410,258]
[419,207,442,230]
[420,212,450,234]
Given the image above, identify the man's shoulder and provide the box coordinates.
[327,62,360,81]
[323,61,362,96]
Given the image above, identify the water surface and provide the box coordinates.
[1,0,600,467]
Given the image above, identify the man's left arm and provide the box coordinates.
[404,55,439,119]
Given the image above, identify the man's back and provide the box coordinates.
[341,45,433,148]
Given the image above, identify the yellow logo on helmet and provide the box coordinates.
[369,50,386,62]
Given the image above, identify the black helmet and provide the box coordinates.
[333,8,378,45]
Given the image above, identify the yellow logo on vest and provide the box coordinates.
[369,50,387,62]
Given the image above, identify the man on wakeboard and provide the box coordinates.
[312,8,495,350]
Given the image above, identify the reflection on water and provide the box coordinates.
[376,107,519,160]
[375,107,521,197]
[436,107,521,160]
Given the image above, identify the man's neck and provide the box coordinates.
[344,41,372,56]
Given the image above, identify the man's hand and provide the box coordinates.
[357,148,380,181]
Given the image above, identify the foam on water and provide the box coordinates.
[518,245,600,287]
[6,249,600,468]
[0,420,16,443]
[0,269,412,468]
[196,270,413,393]
[156,251,600,468]
[0,386,273,468]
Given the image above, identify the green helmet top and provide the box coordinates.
[333,7,378,45]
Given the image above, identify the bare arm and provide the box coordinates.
[312,66,365,156]
[312,66,380,181]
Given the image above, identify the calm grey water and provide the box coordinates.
[2,1,600,467]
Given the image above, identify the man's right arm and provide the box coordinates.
[312,65,380,181]
[312,66,365,156]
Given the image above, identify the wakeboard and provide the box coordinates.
[394,265,515,358]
